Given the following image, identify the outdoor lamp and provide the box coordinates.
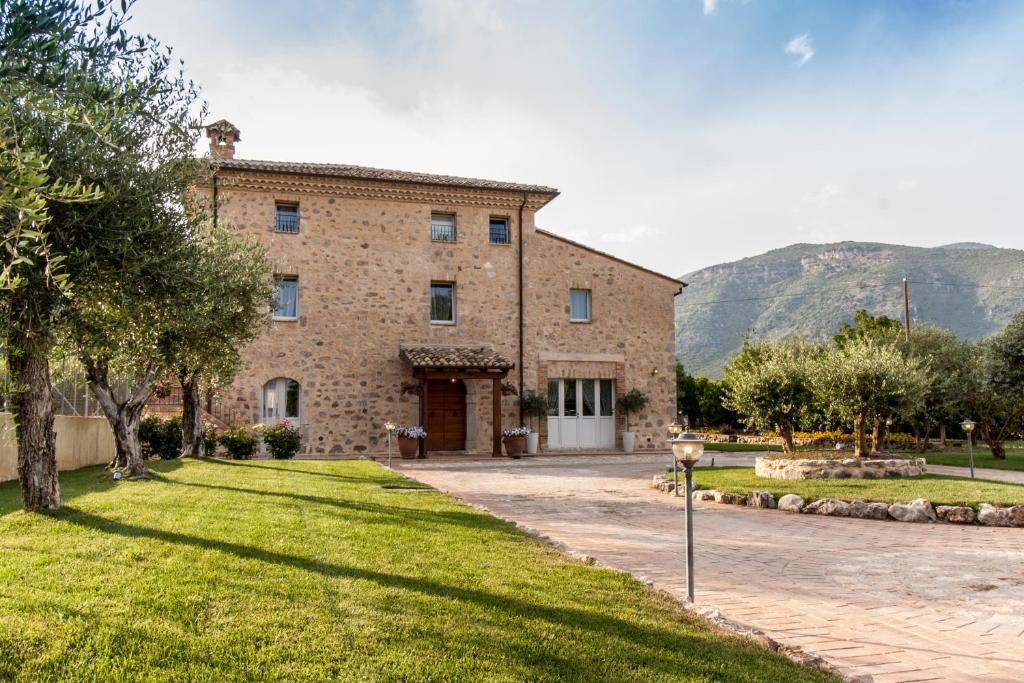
[960,419,977,479]
[671,432,705,467]
[668,428,705,603]
[668,416,684,437]
[384,420,397,468]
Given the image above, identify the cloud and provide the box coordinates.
[784,33,815,66]
[703,0,718,15]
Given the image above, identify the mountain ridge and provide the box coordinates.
[675,241,1024,378]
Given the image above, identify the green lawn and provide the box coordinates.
[692,467,1024,508]
[907,447,1024,472]
[0,460,834,682]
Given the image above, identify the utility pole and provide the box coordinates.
[902,277,911,343]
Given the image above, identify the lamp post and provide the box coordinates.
[669,428,705,603]
[384,420,397,468]
[668,416,684,496]
[960,419,976,479]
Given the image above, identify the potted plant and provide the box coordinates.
[518,390,548,455]
[502,426,529,458]
[394,426,426,459]
[615,389,650,453]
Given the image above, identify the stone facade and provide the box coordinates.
[200,122,681,456]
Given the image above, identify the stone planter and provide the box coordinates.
[526,432,540,455]
[397,436,419,459]
[755,456,927,480]
[503,435,526,458]
[622,432,636,453]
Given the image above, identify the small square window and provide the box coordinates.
[430,282,455,323]
[431,214,456,242]
[569,289,590,322]
[489,218,510,244]
[275,203,299,233]
[274,276,298,319]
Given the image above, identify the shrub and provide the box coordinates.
[219,426,258,460]
[261,421,302,460]
[139,414,182,460]
[615,389,650,432]
[203,423,220,456]
[518,390,548,433]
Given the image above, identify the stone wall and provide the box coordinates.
[755,456,927,480]
[0,413,115,482]
[209,167,679,455]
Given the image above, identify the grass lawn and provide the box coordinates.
[0,459,834,682]
[692,467,1024,508]
[901,446,1024,472]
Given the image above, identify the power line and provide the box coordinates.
[678,282,900,307]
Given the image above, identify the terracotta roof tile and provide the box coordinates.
[215,158,558,196]
[400,345,514,370]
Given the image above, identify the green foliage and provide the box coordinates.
[723,338,818,453]
[677,362,738,429]
[203,424,220,456]
[517,389,548,432]
[615,389,650,431]
[219,426,258,460]
[139,414,182,460]
[260,422,302,460]
[962,312,1024,457]
[833,309,904,349]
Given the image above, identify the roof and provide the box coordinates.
[400,345,514,370]
[534,229,687,289]
[213,157,559,197]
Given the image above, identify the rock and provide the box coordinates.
[936,505,976,524]
[1012,506,1024,528]
[978,503,1015,527]
[714,491,746,505]
[848,501,890,520]
[777,494,805,513]
[693,489,718,502]
[746,491,777,509]
[804,498,850,517]
[887,498,936,523]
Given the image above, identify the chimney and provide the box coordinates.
[205,119,241,160]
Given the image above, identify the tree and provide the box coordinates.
[615,389,650,432]
[518,390,549,435]
[0,0,166,509]
[676,362,700,423]
[963,313,1024,459]
[833,309,903,349]
[812,338,929,457]
[906,325,971,451]
[724,338,817,455]
[160,227,274,457]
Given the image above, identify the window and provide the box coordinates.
[569,289,591,322]
[600,379,614,416]
[489,217,510,244]
[275,203,299,233]
[547,380,559,416]
[431,213,456,242]
[274,276,298,319]
[263,377,300,423]
[581,379,595,417]
[430,282,455,323]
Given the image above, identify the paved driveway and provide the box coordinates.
[396,453,1024,683]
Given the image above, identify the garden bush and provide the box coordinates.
[139,414,182,460]
[203,423,220,456]
[261,421,302,459]
[219,426,258,460]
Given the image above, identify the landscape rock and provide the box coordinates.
[848,501,890,520]
[746,491,777,509]
[936,505,976,524]
[804,498,851,517]
[777,494,805,513]
[1012,506,1024,527]
[755,456,927,480]
[887,499,936,523]
[693,489,719,502]
[714,491,747,505]
[978,503,1015,527]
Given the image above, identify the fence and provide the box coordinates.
[0,412,115,483]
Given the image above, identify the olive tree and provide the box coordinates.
[963,313,1024,459]
[812,338,929,457]
[724,338,817,455]
[907,325,971,450]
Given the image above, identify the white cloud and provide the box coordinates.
[784,33,815,67]
[703,0,718,15]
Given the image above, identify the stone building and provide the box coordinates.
[201,119,683,456]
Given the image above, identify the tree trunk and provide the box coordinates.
[978,422,1006,460]
[7,326,61,512]
[179,374,205,457]
[871,416,885,454]
[853,413,868,457]
[921,426,931,453]
[913,425,925,453]
[779,422,796,456]
[990,440,1006,459]
[939,424,947,447]
[83,353,156,478]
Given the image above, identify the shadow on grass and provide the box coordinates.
[49,506,764,681]
[198,458,393,484]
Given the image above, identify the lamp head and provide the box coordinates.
[669,432,705,467]
[384,420,397,432]
[960,419,976,433]
[668,417,684,437]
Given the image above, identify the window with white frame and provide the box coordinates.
[430,213,456,242]
[274,276,298,319]
[263,377,300,423]
[430,282,455,323]
[569,289,591,322]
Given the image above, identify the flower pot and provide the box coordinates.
[503,435,526,458]
[526,432,540,455]
[397,436,419,459]
[622,431,636,453]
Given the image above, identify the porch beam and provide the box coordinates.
[419,377,428,458]
[492,377,502,457]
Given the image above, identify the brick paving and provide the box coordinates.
[396,453,1024,683]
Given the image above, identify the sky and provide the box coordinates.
[130,0,1024,276]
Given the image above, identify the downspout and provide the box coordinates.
[212,170,219,229]
[517,191,527,425]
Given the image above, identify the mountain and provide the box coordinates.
[675,241,1024,378]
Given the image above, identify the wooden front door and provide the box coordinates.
[426,379,467,451]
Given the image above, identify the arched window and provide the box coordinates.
[263,378,300,423]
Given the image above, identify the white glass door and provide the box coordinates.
[547,379,614,449]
